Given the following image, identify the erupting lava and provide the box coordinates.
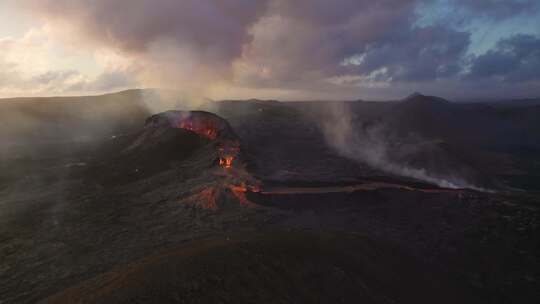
[217,143,240,169]
[183,181,260,210]
[147,110,469,211]
[229,182,261,206]
[171,112,240,169]
[146,110,241,169]
[146,110,260,209]
[176,116,219,140]
[219,156,234,169]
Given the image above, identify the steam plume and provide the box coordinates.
[318,102,482,189]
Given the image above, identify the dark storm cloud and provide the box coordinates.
[468,34,540,82]
[273,0,414,25]
[454,0,540,19]
[238,0,469,87]
[352,25,470,82]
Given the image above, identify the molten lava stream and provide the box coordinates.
[217,141,240,169]
[177,118,218,140]
[172,113,260,207]
[229,184,258,207]
[219,156,234,169]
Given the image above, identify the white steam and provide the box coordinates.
[318,102,481,189]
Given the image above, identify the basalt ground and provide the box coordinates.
[1,92,539,303]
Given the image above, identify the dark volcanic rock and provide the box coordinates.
[84,110,242,186]
[45,232,477,304]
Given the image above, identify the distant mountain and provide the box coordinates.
[381,93,540,150]
[402,92,450,104]
[362,93,540,189]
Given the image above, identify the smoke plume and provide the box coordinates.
[318,102,482,189]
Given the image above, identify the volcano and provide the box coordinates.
[1,91,539,304]
[145,110,237,141]
[145,110,241,169]
[138,110,259,209]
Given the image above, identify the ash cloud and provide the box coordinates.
[467,34,540,83]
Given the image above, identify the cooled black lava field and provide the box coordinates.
[1,90,539,303]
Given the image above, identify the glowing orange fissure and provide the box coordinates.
[177,118,219,140]
[216,142,239,169]
[229,183,260,194]
[172,113,262,209]
[173,115,240,169]
[219,156,234,168]
[217,142,240,169]
[228,182,260,207]
[184,182,260,210]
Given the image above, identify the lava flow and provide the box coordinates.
[219,156,234,169]
[173,112,239,169]
[175,115,219,140]
[228,182,261,207]
[217,143,240,169]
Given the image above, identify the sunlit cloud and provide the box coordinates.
[0,0,538,99]
[0,24,138,97]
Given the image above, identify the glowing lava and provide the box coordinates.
[226,181,261,207]
[170,112,240,169]
[177,119,218,140]
[147,110,260,209]
[219,156,234,169]
[169,111,256,207]
[217,142,240,169]
[148,110,241,170]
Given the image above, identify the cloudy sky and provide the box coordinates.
[1,0,539,100]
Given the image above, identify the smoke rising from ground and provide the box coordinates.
[318,102,480,189]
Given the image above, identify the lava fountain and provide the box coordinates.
[146,110,260,209]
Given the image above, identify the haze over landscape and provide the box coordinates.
[1,1,540,304]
